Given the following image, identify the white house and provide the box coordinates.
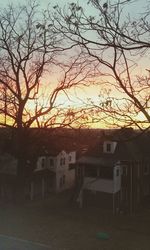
[75,131,150,214]
[83,163,121,194]
[76,155,121,212]
[35,150,76,193]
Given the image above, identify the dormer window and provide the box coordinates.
[106,143,111,152]
[103,141,117,154]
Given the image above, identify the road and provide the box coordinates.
[0,234,51,250]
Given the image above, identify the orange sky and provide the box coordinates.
[0,0,149,129]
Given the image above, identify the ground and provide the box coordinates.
[0,191,150,250]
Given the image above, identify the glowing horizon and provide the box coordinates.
[0,0,149,130]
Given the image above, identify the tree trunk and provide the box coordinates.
[14,158,26,204]
[14,127,28,204]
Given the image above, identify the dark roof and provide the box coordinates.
[38,148,60,157]
[114,140,142,161]
[77,156,116,167]
[134,133,150,160]
[78,131,150,165]
[31,168,55,179]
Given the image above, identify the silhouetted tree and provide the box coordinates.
[0,1,94,201]
[51,0,150,130]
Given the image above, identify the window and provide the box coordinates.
[59,175,65,188]
[69,164,75,170]
[106,143,111,152]
[116,169,119,177]
[123,166,127,176]
[41,158,45,168]
[69,155,72,162]
[60,158,63,166]
[60,158,65,166]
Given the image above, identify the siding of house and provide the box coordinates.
[120,161,150,213]
[75,133,150,214]
[55,151,75,192]
[35,150,76,194]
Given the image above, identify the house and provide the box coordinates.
[0,153,35,202]
[0,147,76,202]
[75,132,150,214]
[32,149,76,198]
[0,153,18,202]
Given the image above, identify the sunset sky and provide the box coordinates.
[0,0,149,129]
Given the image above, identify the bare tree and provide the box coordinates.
[51,0,150,130]
[0,1,95,201]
